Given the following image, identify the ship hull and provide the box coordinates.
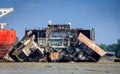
[0,30,16,59]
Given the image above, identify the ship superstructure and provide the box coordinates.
[24,22,99,62]
[9,21,106,62]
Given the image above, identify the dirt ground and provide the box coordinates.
[0,62,120,74]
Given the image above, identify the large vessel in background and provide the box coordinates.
[0,8,16,60]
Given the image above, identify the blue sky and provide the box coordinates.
[0,0,120,45]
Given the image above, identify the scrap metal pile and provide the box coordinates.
[0,8,107,62]
[9,31,45,62]
[6,31,106,62]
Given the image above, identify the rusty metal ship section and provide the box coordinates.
[9,31,45,62]
[8,23,106,62]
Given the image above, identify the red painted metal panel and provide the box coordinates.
[0,30,16,45]
[0,29,16,58]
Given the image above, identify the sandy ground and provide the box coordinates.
[0,62,120,74]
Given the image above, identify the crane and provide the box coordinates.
[0,8,13,29]
[0,8,13,18]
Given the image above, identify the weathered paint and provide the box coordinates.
[78,32,106,56]
[0,30,16,58]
